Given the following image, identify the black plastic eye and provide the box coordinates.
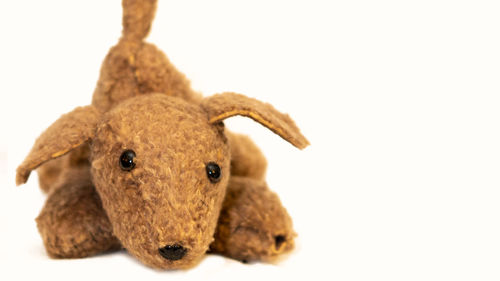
[119,150,136,171]
[206,162,221,183]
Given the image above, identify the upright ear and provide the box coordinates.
[16,106,101,186]
[201,92,309,149]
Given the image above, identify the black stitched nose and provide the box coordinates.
[158,244,187,261]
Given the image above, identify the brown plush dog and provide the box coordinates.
[16,0,308,269]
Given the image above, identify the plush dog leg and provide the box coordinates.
[36,156,66,193]
[210,176,295,262]
[36,145,91,193]
[227,132,268,181]
[36,168,120,258]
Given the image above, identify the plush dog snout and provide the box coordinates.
[158,244,187,261]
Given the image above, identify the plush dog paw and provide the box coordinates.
[218,224,295,262]
[36,174,121,258]
[210,176,296,262]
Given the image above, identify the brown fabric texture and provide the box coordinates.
[16,105,100,186]
[210,176,295,262]
[90,40,200,113]
[36,168,121,258]
[37,156,66,193]
[122,0,157,41]
[37,145,91,193]
[16,0,308,270]
[228,132,267,180]
[90,94,231,269]
[202,92,309,149]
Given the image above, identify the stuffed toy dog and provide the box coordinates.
[16,0,308,269]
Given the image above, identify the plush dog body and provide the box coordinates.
[16,0,308,269]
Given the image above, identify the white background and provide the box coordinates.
[1,0,499,280]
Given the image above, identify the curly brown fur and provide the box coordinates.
[36,168,121,258]
[91,38,200,113]
[37,156,65,193]
[90,0,199,113]
[90,94,231,268]
[16,106,100,186]
[227,132,267,181]
[210,176,295,262]
[17,0,308,270]
[202,92,309,149]
[37,145,91,193]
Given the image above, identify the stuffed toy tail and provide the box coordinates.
[122,0,158,41]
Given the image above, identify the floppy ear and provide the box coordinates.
[201,92,309,149]
[16,106,101,186]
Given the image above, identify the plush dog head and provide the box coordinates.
[16,92,308,269]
